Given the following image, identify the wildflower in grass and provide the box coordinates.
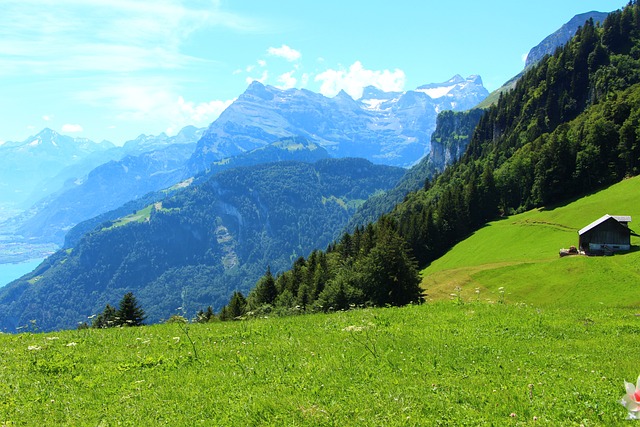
[66,342,77,347]
[27,345,41,351]
[621,375,640,419]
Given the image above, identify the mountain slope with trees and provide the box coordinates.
[0,157,403,331]
[477,10,610,109]
[251,2,640,313]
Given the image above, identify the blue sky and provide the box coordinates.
[0,0,627,145]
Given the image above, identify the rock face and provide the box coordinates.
[347,109,486,229]
[525,11,609,69]
[427,109,486,172]
[187,76,489,173]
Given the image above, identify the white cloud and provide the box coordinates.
[300,73,310,87]
[315,61,406,99]
[276,71,297,90]
[521,52,529,63]
[42,115,53,121]
[76,76,233,135]
[174,97,234,128]
[62,124,83,133]
[267,44,301,62]
[257,59,267,67]
[0,1,264,77]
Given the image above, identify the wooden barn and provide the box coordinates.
[578,215,636,254]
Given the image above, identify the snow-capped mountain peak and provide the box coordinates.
[187,75,488,172]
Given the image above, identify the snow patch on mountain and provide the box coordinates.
[417,85,455,99]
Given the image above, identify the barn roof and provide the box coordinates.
[578,214,632,235]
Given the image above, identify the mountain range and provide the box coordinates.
[2,126,204,245]
[0,75,488,251]
[186,75,488,173]
[0,129,115,209]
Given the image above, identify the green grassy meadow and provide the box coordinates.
[2,178,640,425]
[1,303,639,426]
[422,176,640,308]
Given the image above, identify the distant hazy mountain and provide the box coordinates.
[61,136,331,250]
[5,126,205,245]
[187,76,489,173]
[0,129,114,207]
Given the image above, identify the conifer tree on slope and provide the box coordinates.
[116,292,146,326]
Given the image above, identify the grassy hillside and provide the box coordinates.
[422,175,640,308]
[1,302,638,426]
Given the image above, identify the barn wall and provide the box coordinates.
[579,218,631,252]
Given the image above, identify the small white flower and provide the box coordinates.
[66,342,77,347]
[27,345,41,351]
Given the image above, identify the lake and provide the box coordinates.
[0,258,44,288]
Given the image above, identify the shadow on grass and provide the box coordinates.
[538,184,612,212]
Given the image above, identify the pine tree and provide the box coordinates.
[248,266,278,308]
[358,223,422,307]
[220,291,247,320]
[91,304,117,328]
[194,306,215,323]
[116,292,146,326]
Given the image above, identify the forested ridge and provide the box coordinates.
[0,157,403,331]
[246,2,640,315]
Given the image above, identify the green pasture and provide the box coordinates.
[1,302,639,426]
[422,176,640,308]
